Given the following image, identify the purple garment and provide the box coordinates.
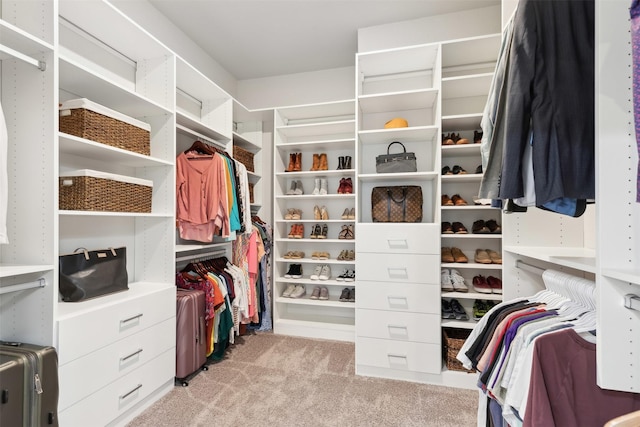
[632,0,640,202]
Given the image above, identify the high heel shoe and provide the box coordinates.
[314,205,321,220]
[348,208,355,219]
[320,206,329,220]
[341,208,350,219]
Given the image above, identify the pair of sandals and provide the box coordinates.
[338,224,354,240]
[309,224,328,239]
[337,249,355,261]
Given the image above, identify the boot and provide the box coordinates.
[345,156,352,170]
[312,178,321,195]
[319,153,328,170]
[311,153,320,171]
[293,180,304,195]
[286,180,297,195]
[344,178,353,194]
[294,152,302,171]
[337,156,345,170]
[320,178,328,195]
[337,178,345,194]
[286,153,295,172]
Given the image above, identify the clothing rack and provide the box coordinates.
[0,278,46,295]
[0,43,47,71]
[175,248,228,264]
[515,259,545,275]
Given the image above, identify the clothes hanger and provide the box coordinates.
[184,140,216,156]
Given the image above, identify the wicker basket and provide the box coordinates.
[233,144,255,172]
[59,98,151,156]
[248,183,255,204]
[59,170,153,213]
[442,328,476,373]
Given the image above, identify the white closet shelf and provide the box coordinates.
[358,171,438,182]
[504,246,596,273]
[247,171,261,181]
[441,319,478,330]
[441,173,483,183]
[275,194,356,201]
[176,57,229,101]
[275,296,355,308]
[275,238,355,244]
[276,120,355,139]
[439,367,480,389]
[1,19,53,58]
[275,170,355,178]
[59,211,173,218]
[442,73,493,99]
[441,234,502,239]
[232,132,261,150]
[0,264,54,278]
[602,269,640,286]
[441,143,482,155]
[175,243,230,254]
[176,111,231,143]
[59,133,173,167]
[276,258,355,265]
[276,137,355,151]
[58,56,172,117]
[276,219,356,224]
[441,262,503,270]
[358,125,438,144]
[441,291,503,301]
[441,205,497,211]
[441,114,483,132]
[56,281,174,320]
[441,33,501,71]
[358,89,438,114]
[357,43,439,80]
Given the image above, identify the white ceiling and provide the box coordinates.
[146,0,500,80]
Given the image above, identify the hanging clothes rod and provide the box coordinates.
[516,259,546,275]
[0,278,46,295]
[175,248,227,264]
[0,43,46,71]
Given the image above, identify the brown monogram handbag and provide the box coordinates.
[371,186,423,222]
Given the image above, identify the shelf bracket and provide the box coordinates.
[624,294,640,312]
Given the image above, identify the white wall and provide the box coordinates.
[237,66,355,110]
[110,0,238,97]
[358,5,502,53]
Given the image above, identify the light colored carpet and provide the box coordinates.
[127,332,478,427]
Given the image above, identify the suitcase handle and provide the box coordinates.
[120,348,143,363]
[120,383,142,400]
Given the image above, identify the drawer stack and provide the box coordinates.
[57,285,176,426]
[355,223,442,381]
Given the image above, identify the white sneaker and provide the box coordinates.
[450,269,468,293]
[441,269,454,292]
[319,264,331,281]
[290,284,306,298]
[282,284,296,298]
[310,265,322,280]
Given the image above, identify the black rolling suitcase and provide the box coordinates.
[0,341,59,426]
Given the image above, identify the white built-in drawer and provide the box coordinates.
[57,285,175,365]
[357,253,439,283]
[356,223,439,255]
[356,309,440,343]
[58,317,176,411]
[356,337,442,375]
[58,348,175,427]
[356,281,440,314]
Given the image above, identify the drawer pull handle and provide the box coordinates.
[120,384,142,400]
[120,348,143,363]
[387,268,408,278]
[387,325,408,336]
[387,296,408,307]
[387,239,408,249]
[120,313,143,325]
[387,354,408,365]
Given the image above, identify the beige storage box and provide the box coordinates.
[59,169,153,213]
[59,98,151,156]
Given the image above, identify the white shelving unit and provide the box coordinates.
[273,100,356,342]
[439,34,502,340]
[233,100,265,215]
[355,42,445,382]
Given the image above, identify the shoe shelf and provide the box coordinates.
[275,169,355,178]
[276,258,355,265]
[275,238,354,244]
[274,317,355,342]
[441,114,484,132]
[358,171,439,182]
[441,173,483,183]
[275,194,356,201]
[441,205,496,211]
[441,291,503,301]
[442,234,502,240]
[276,137,355,152]
[441,319,478,330]
[277,219,356,224]
[275,295,355,308]
[441,262,502,270]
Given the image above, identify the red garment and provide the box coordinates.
[524,328,640,427]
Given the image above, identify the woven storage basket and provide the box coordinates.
[59,170,152,213]
[233,144,255,172]
[443,328,476,373]
[59,98,151,156]
[248,183,255,204]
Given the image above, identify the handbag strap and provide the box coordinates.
[387,141,407,154]
[73,247,117,260]
[386,187,408,221]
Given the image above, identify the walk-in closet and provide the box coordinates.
[1,0,638,426]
